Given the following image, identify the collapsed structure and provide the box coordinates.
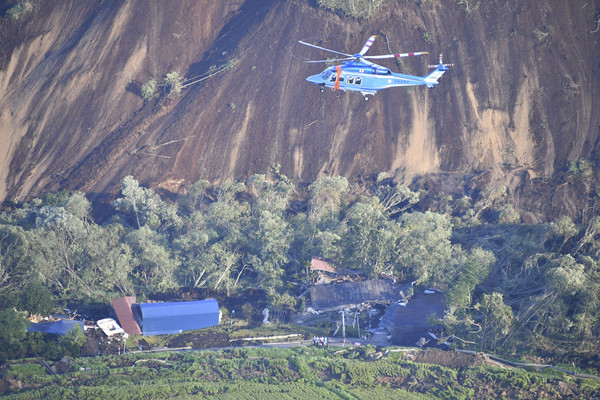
[308,258,446,347]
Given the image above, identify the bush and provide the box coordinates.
[316,0,389,19]
[5,1,32,21]
[140,78,157,102]
[164,72,182,96]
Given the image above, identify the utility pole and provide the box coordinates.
[342,310,346,346]
[355,310,360,339]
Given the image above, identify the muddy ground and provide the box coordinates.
[1,0,599,222]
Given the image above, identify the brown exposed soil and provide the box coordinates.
[405,349,489,368]
[1,0,599,221]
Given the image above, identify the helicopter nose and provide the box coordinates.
[306,75,322,84]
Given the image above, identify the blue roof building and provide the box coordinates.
[28,319,84,336]
[133,299,220,336]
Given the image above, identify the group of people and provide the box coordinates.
[312,336,328,347]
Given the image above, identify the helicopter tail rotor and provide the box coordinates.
[428,54,454,69]
[424,54,453,87]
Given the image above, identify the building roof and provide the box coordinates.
[394,292,445,328]
[27,319,84,336]
[391,292,446,347]
[310,258,336,273]
[309,279,408,310]
[111,296,141,335]
[134,299,220,336]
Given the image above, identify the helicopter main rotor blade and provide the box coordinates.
[304,57,353,63]
[298,40,352,58]
[364,51,429,59]
[359,35,377,55]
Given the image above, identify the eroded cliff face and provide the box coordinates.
[1,0,599,221]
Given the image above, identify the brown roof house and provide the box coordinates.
[310,258,337,274]
[111,296,142,335]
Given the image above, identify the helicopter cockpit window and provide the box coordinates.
[329,74,337,82]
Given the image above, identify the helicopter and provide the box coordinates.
[299,35,452,100]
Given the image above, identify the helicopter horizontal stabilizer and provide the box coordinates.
[424,54,452,87]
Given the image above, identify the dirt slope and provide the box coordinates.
[1,0,599,220]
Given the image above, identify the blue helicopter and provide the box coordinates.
[299,35,452,100]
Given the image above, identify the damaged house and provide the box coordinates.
[391,290,446,347]
[309,279,409,310]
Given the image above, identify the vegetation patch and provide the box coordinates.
[316,0,390,19]
[4,1,32,21]
[1,347,597,399]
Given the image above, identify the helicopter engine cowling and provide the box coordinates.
[374,67,390,75]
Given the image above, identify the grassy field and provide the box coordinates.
[2,346,598,399]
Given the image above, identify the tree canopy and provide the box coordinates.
[1,171,600,359]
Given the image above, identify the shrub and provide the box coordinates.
[5,2,32,21]
[164,72,182,96]
[140,78,157,102]
[316,0,389,19]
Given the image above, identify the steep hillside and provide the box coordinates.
[1,0,599,221]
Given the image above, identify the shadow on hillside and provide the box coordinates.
[186,0,277,80]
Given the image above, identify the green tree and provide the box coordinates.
[113,175,181,231]
[247,171,294,215]
[445,247,496,311]
[475,292,514,351]
[547,255,586,297]
[32,202,97,298]
[21,281,56,316]
[308,176,349,224]
[173,211,214,287]
[551,215,579,253]
[0,224,33,295]
[476,186,507,218]
[374,183,419,216]
[85,223,137,296]
[498,204,520,224]
[178,179,210,213]
[0,308,29,361]
[126,227,178,291]
[342,201,394,276]
[59,325,86,357]
[394,211,454,283]
[247,210,291,288]
[314,230,343,261]
[246,170,295,287]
